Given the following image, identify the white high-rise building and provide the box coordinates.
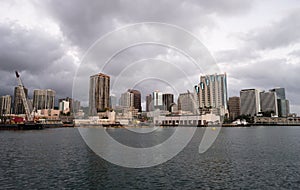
[119,92,134,108]
[196,73,228,109]
[240,89,260,116]
[153,90,163,110]
[59,100,70,114]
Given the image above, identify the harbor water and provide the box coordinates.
[0,126,300,189]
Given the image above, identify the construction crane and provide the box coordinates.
[15,71,33,122]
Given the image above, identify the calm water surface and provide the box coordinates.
[0,126,300,189]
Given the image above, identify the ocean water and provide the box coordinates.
[0,126,300,189]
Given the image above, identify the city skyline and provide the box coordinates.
[0,1,299,114]
[0,73,295,115]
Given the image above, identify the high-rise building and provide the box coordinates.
[260,91,278,116]
[178,92,195,113]
[89,73,110,115]
[277,99,289,117]
[0,95,12,115]
[153,91,163,110]
[33,89,56,110]
[59,97,72,113]
[270,88,285,99]
[59,100,70,114]
[162,93,174,112]
[146,92,174,112]
[72,99,81,113]
[128,89,141,112]
[13,86,28,114]
[119,91,134,108]
[146,94,152,112]
[196,73,228,110]
[228,96,240,121]
[270,88,290,117]
[240,89,260,116]
[109,95,117,109]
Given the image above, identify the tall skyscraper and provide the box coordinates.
[178,92,195,113]
[13,86,28,114]
[146,92,174,112]
[109,95,117,109]
[146,94,152,112]
[277,99,289,117]
[33,89,56,110]
[153,90,163,110]
[72,99,81,113]
[228,96,240,121]
[119,91,134,108]
[162,93,174,112]
[127,89,142,112]
[0,95,12,115]
[270,88,290,117]
[240,89,260,116]
[89,73,110,115]
[260,91,278,116]
[270,88,285,99]
[196,73,228,110]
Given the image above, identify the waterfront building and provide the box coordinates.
[196,73,228,110]
[127,89,142,112]
[228,96,240,121]
[146,94,152,112]
[59,97,73,114]
[270,87,285,99]
[153,90,163,110]
[13,86,28,114]
[162,93,174,112]
[72,99,81,113]
[109,95,117,109]
[0,95,12,115]
[277,99,290,117]
[59,100,70,114]
[119,91,134,108]
[240,89,260,116]
[270,88,290,117]
[260,91,278,116]
[33,89,56,110]
[195,73,228,117]
[89,73,110,115]
[154,113,220,126]
[178,92,195,113]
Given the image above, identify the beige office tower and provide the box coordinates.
[0,95,12,115]
[89,73,110,116]
[119,91,134,108]
[33,89,56,110]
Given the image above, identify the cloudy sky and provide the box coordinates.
[0,0,300,113]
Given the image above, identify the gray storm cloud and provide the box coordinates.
[0,0,299,113]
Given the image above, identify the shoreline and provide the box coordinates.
[1,123,300,130]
